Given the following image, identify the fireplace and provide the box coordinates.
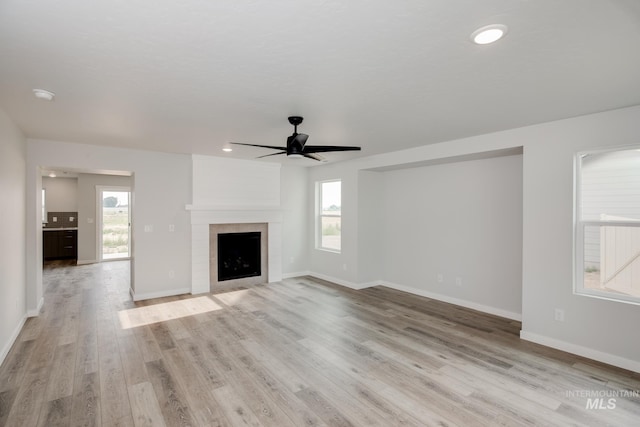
[209,222,269,290]
[218,232,262,281]
[186,204,282,295]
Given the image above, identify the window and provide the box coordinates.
[575,147,640,304]
[317,180,341,252]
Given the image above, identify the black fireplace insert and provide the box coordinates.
[217,232,261,281]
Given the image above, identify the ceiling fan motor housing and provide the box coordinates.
[287,116,304,126]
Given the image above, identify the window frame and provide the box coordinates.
[42,188,47,224]
[574,146,640,305]
[316,179,342,253]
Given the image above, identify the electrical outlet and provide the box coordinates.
[554,308,565,322]
[168,224,175,232]
[52,216,57,222]
[169,270,175,278]
[343,263,348,271]
[144,225,153,232]
[437,273,444,283]
[455,277,462,286]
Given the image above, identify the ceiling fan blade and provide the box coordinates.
[230,142,287,150]
[303,145,361,153]
[302,152,326,162]
[256,151,287,158]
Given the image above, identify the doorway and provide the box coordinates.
[98,187,131,260]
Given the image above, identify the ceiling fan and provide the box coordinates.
[231,116,361,161]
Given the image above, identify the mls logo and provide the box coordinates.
[586,398,616,410]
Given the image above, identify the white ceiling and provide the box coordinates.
[1,0,640,164]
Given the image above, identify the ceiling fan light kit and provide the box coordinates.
[231,116,361,162]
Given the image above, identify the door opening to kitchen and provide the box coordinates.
[98,187,131,261]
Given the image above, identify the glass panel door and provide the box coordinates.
[100,189,130,260]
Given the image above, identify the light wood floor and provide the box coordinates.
[1,262,639,426]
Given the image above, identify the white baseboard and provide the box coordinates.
[27,297,44,317]
[0,314,27,367]
[77,259,98,265]
[381,281,522,321]
[132,287,192,302]
[307,271,377,290]
[520,331,640,374]
[288,274,520,321]
[281,271,311,280]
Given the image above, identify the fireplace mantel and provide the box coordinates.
[186,204,283,294]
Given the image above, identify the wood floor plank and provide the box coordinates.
[0,339,36,393]
[37,395,73,427]
[117,334,149,388]
[210,385,263,427]
[162,346,228,426]
[294,387,356,427]
[132,326,163,363]
[97,311,133,426]
[70,372,101,427]
[2,262,640,426]
[0,388,18,426]
[128,381,166,427]
[44,342,77,402]
[3,370,48,426]
[145,358,195,426]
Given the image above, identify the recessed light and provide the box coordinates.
[33,89,55,101]
[222,147,233,152]
[48,172,57,178]
[471,24,508,45]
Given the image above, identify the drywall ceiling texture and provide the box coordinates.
[1,1,640,163]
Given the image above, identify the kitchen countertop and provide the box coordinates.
[42,227,78,231]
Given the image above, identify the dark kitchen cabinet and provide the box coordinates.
[43,229,77,260]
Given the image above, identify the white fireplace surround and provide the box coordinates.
[186,205,283,295]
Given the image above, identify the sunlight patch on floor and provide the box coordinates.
[118,296,223,329]
[211,289,252,306]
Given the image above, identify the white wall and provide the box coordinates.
[381,155,523,319]
[357,170,384,284]
[42,176,77,212]
[280,165,309,276]
[307,164,361,286]
[192,155,280,207]
[307,105,640,372]
[76,173,132,263]
[27,139,191,304]
[520,107,640,372]
[0,109,27,365]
